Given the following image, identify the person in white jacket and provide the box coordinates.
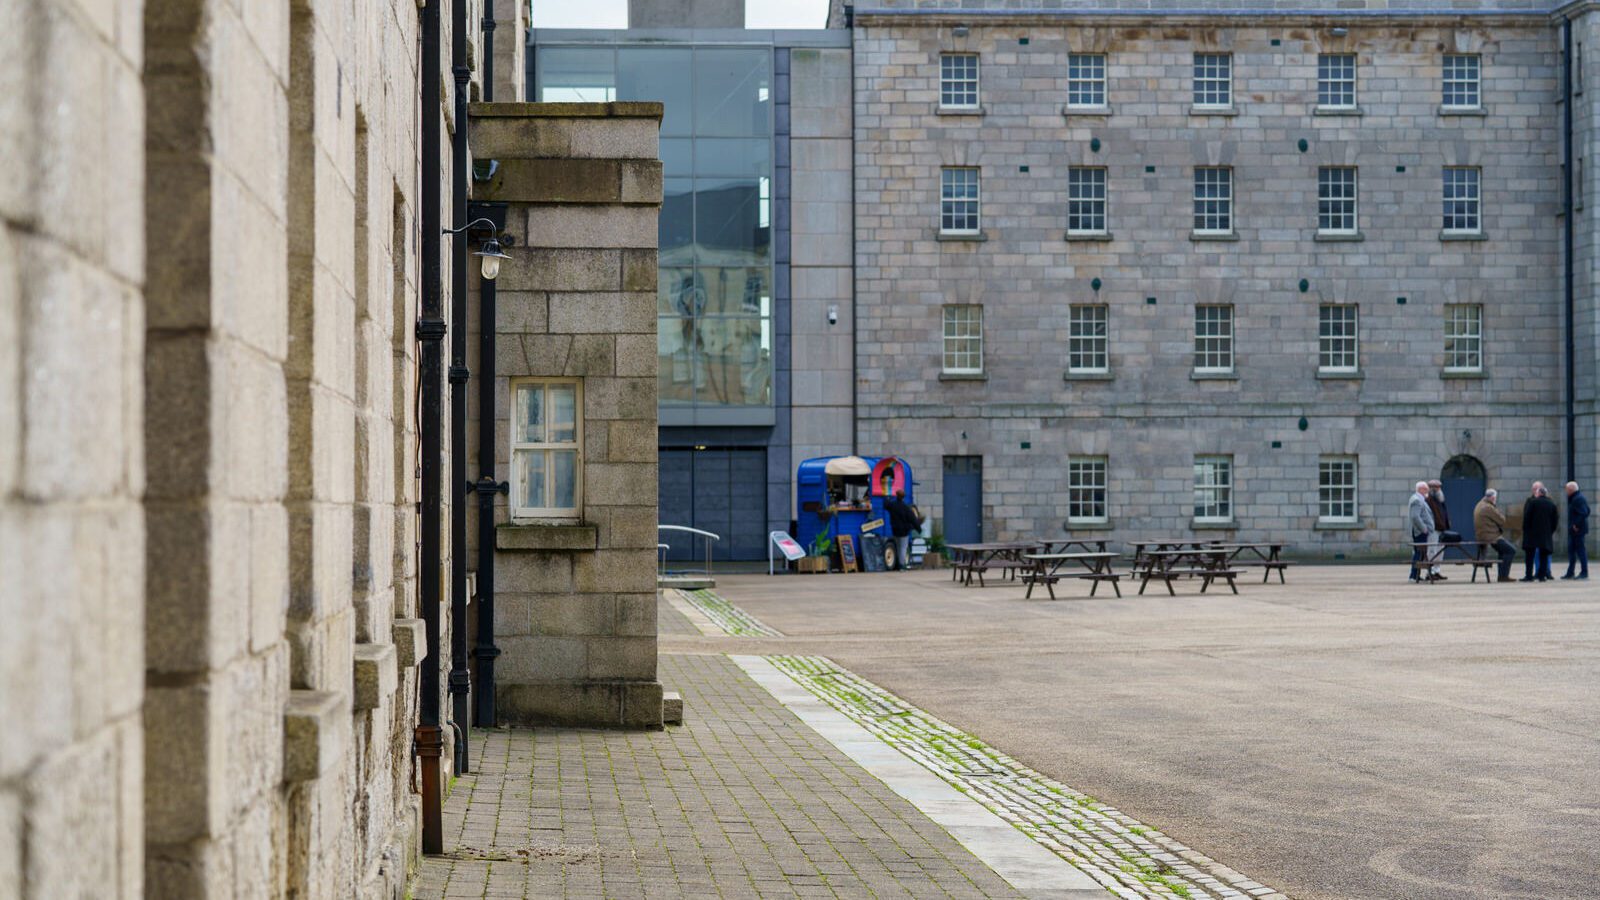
[1409,481,1441,582]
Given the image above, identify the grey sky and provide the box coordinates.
[532,0,830,29]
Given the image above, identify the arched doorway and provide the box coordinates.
[1440,455,1487,540]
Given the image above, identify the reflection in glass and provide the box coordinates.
[517,451,547,510]
[694,139,771,178]
[660,178,693,255]
[659,139,692,177]
[551,451,578,509]
[694,48,770,137]
[516,384,544,442]
[693,177,769,267]
[618,48,693,136]
[537,48,617,102]
[692,317,772,407]
[690,266,768,316]
[548,385,577,443]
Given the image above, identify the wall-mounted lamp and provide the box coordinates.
[827,304,839,325]
[445,216,514,281]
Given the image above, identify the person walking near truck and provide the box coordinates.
[884,489,920,571]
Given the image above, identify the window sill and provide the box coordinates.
[1188,106,1238,117]
[1314,520,1366,531]
[938,372,988,382]
[1441,231,1489,242]
[1190,232,1239,242]
[1190,520,1238,531]
[1316,370,1364,381]
[1064,232,1114,242]
[1314,232,1365,243]
[937,106,985,117]
[497,522,598,552]
[937,231,988,243]
[1190,371,1239,381]
[1313,106,1364,117]
[1062,105,1112,117]
[1440,369,1488,380]
[1438,106,1487,117]
[1063,520,1113,532]
[1063,371,1114,382]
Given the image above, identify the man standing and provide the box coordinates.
[1473,489,1516,582]
[1409,481,1440,582]
[1521,482,1560,582]
[884,489,919,571]
[1427,480,1453,537]
[1562,481,1590,580]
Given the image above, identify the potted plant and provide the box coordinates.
[799,533,833,574]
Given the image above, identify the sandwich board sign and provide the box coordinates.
[769,531,806,574]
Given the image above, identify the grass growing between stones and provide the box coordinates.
[677,589,783,637]
[769,655,1287,900]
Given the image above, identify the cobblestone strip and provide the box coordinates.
[767,656,1291,900]
[669,587,784,637]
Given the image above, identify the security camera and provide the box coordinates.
[827,304,839,325]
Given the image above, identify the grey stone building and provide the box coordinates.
[845,0,1600,555]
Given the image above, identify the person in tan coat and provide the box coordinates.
[1473,489,1516,582]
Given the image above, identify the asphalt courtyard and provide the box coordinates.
[684,564,1600,900]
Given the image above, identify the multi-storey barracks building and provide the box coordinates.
[846,0,1598,555]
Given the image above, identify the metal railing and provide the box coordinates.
[658,525,721,579]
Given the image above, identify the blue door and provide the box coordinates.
[942,456,983,545]
[1441,455,1487,542]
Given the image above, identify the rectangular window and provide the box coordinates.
[1193,167,1233,234]
[940,167,980,234]
[511,379,582,518]
[1194,305,1234,374]
[1193,455,1233,524]
[1067,456,1109,525]
[1193,53,1233,109]
[1444,304,1483,373]
[1318,166,1358,234]
[940,53,980,109]
[1067,53,1107,108]
[1442,167,1481,234]
[1067,305,1109,373]
[942,305,983,374]
[1067,167,1108,235]
[1318,456,1358,524]
[1318,305,1359,373]
[1318,53,1357,109]
[1442,54,1481,109]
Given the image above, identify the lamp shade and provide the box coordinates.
[474,239,512,281]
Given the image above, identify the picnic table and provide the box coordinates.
[948,541,1042,586]
[1127,539,1215,572]
[1021,552,1122,599]
[1133,547,1240,595]
[1208,542,1292,583]
[1410,540,1497,583]
[1036,538,1110,555]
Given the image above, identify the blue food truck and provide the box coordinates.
[795,456,916,571]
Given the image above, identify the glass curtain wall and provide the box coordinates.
[536,46,775,420]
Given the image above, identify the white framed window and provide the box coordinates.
[1067,53,1107,108]
[1194,305,1234,373]
[940,53,980,109]
[1442,54,1481,109]
[511,379,582,519]
[1318,305,1359,373]
[1193,53,1233,109]
[1193,455,1233,524]
[1318,456,1358,524]
[942,305,983,374]
[1318,54,1357,109]
[1444,304,1483,373]
[940,167,980,234]
[1067,167,1108,235]
[1067,456,1109,524]
[1442,167,1481,234]
[1318,166,1358,234]
[1193,167,1233,234]
[1067,304,1109,373]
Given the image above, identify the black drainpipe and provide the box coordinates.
[1564,19,1578,483]
[448,0,472,775]
[472,202,505,728]
[483,2,496,102]
[416,0,445,857]
[848,13,859,456]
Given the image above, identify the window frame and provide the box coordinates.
[1067,304,1110,374]
[942,304,984,375]
[940,166,981,235]
[509,378,584,521]
[1066,456,1110,525]
[1443,304,1484,373]
[1192,166,1234,235]
[1193,304,1235,374]
[1193,455,1234,524]
[1442,53,1481,110]
[1317,166,1359,235]
[1317,456,1359,525]
[1317,53,1358,110]
[1442,166,1482,235]
[1066,52,1108,109]
[1066,166,1109,236]
[939,52,981,110]
[1192,52,1234,110]
[1317,304,1360,374]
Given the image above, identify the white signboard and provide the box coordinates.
[770,531,806,574]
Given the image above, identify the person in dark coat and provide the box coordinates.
[1521,482,1560,582]
[1426,480,1452,536]
[1563,481,1590,580]
[883,489,919,571]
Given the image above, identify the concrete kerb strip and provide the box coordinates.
[733,654,1108,900]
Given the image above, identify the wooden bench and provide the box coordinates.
[1075,571,1123,597]
[1138,566,1240,596]
[1410,541,1497,584]
[1021,569,1060,599]
[1239,560,1292,584]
